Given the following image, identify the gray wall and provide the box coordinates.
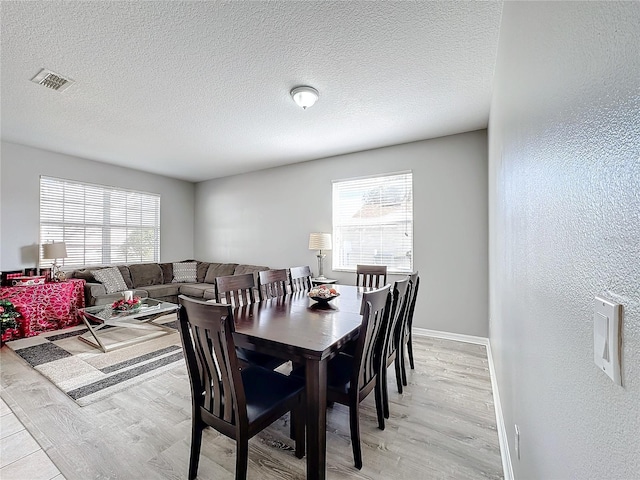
[195,131,489,336]
[0,142,196,270]
[489,2,639,478]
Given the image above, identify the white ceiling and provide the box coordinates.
[1,1,503,182]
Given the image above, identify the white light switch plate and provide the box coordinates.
[593,296,622,385]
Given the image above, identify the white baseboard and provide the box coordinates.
[412,327,514,480]
[486,340,514,480]
[412,327,489,346]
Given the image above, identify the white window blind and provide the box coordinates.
[40,176,160,267]
[332,171,413,273]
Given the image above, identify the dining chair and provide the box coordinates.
[215,273,285,370]
[398,271,420,386]
[289,265,313,292]
[215,273,257,306]
[294,284,391,469]
[258,269,289,300]
[355,264,388,288]
[379,277,410,419]
[177,296,306,480]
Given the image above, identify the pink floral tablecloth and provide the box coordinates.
[1,279,85,342]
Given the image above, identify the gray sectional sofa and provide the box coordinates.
[68,261,270,306]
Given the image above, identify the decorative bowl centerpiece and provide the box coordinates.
[112,297,142,312]
[308,285,340,303]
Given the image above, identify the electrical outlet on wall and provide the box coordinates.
[514,424,520,460]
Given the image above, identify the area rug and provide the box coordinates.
[4,317,184,406]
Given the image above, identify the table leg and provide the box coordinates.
[80,315,108,353]
[306,357,327,480]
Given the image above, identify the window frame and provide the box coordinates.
[332,170,414,274]
[39,176,161,268]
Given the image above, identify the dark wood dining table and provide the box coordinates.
[232,284,367,480]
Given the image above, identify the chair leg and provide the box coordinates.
[394,353,403,394]
[374,379,385,430]
[293,399,306,459]
[408,333,415,369]
[349,401,363,470]
[289,411,295,440]
[382,364,390,419]
[400,343,408,387]
[236,438,249,480]
[188,420,204,480]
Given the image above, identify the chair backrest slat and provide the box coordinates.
[216,273,256,307]
[178,296,248,427]
[351,285,391,391]
[258,269,289,300]
[194,324,224,417]
[356,264,388,288]
[289,265,313,292]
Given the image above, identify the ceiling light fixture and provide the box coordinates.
[291,86,319,109]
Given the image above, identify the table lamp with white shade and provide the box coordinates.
[42,241,68,282]
[308,233,332,280]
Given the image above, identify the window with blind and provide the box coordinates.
[332,171,413,273]
[40,176,160,268]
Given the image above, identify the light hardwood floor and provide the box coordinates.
[0,335,503,480]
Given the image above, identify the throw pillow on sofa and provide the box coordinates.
[196,261,210,282]
[92,266,128,294]
[172,262,198,283]
[73,268,100,283]
[159,263,173,284]
[129,263,163,287]
[117,265,134,289]
[204,263,238,284]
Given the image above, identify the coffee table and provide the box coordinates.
[78,298,179,352]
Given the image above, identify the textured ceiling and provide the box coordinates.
[1,1,503,182]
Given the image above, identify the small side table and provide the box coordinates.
[311,278,338,286]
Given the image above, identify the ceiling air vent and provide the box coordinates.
[31,68,75,92]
